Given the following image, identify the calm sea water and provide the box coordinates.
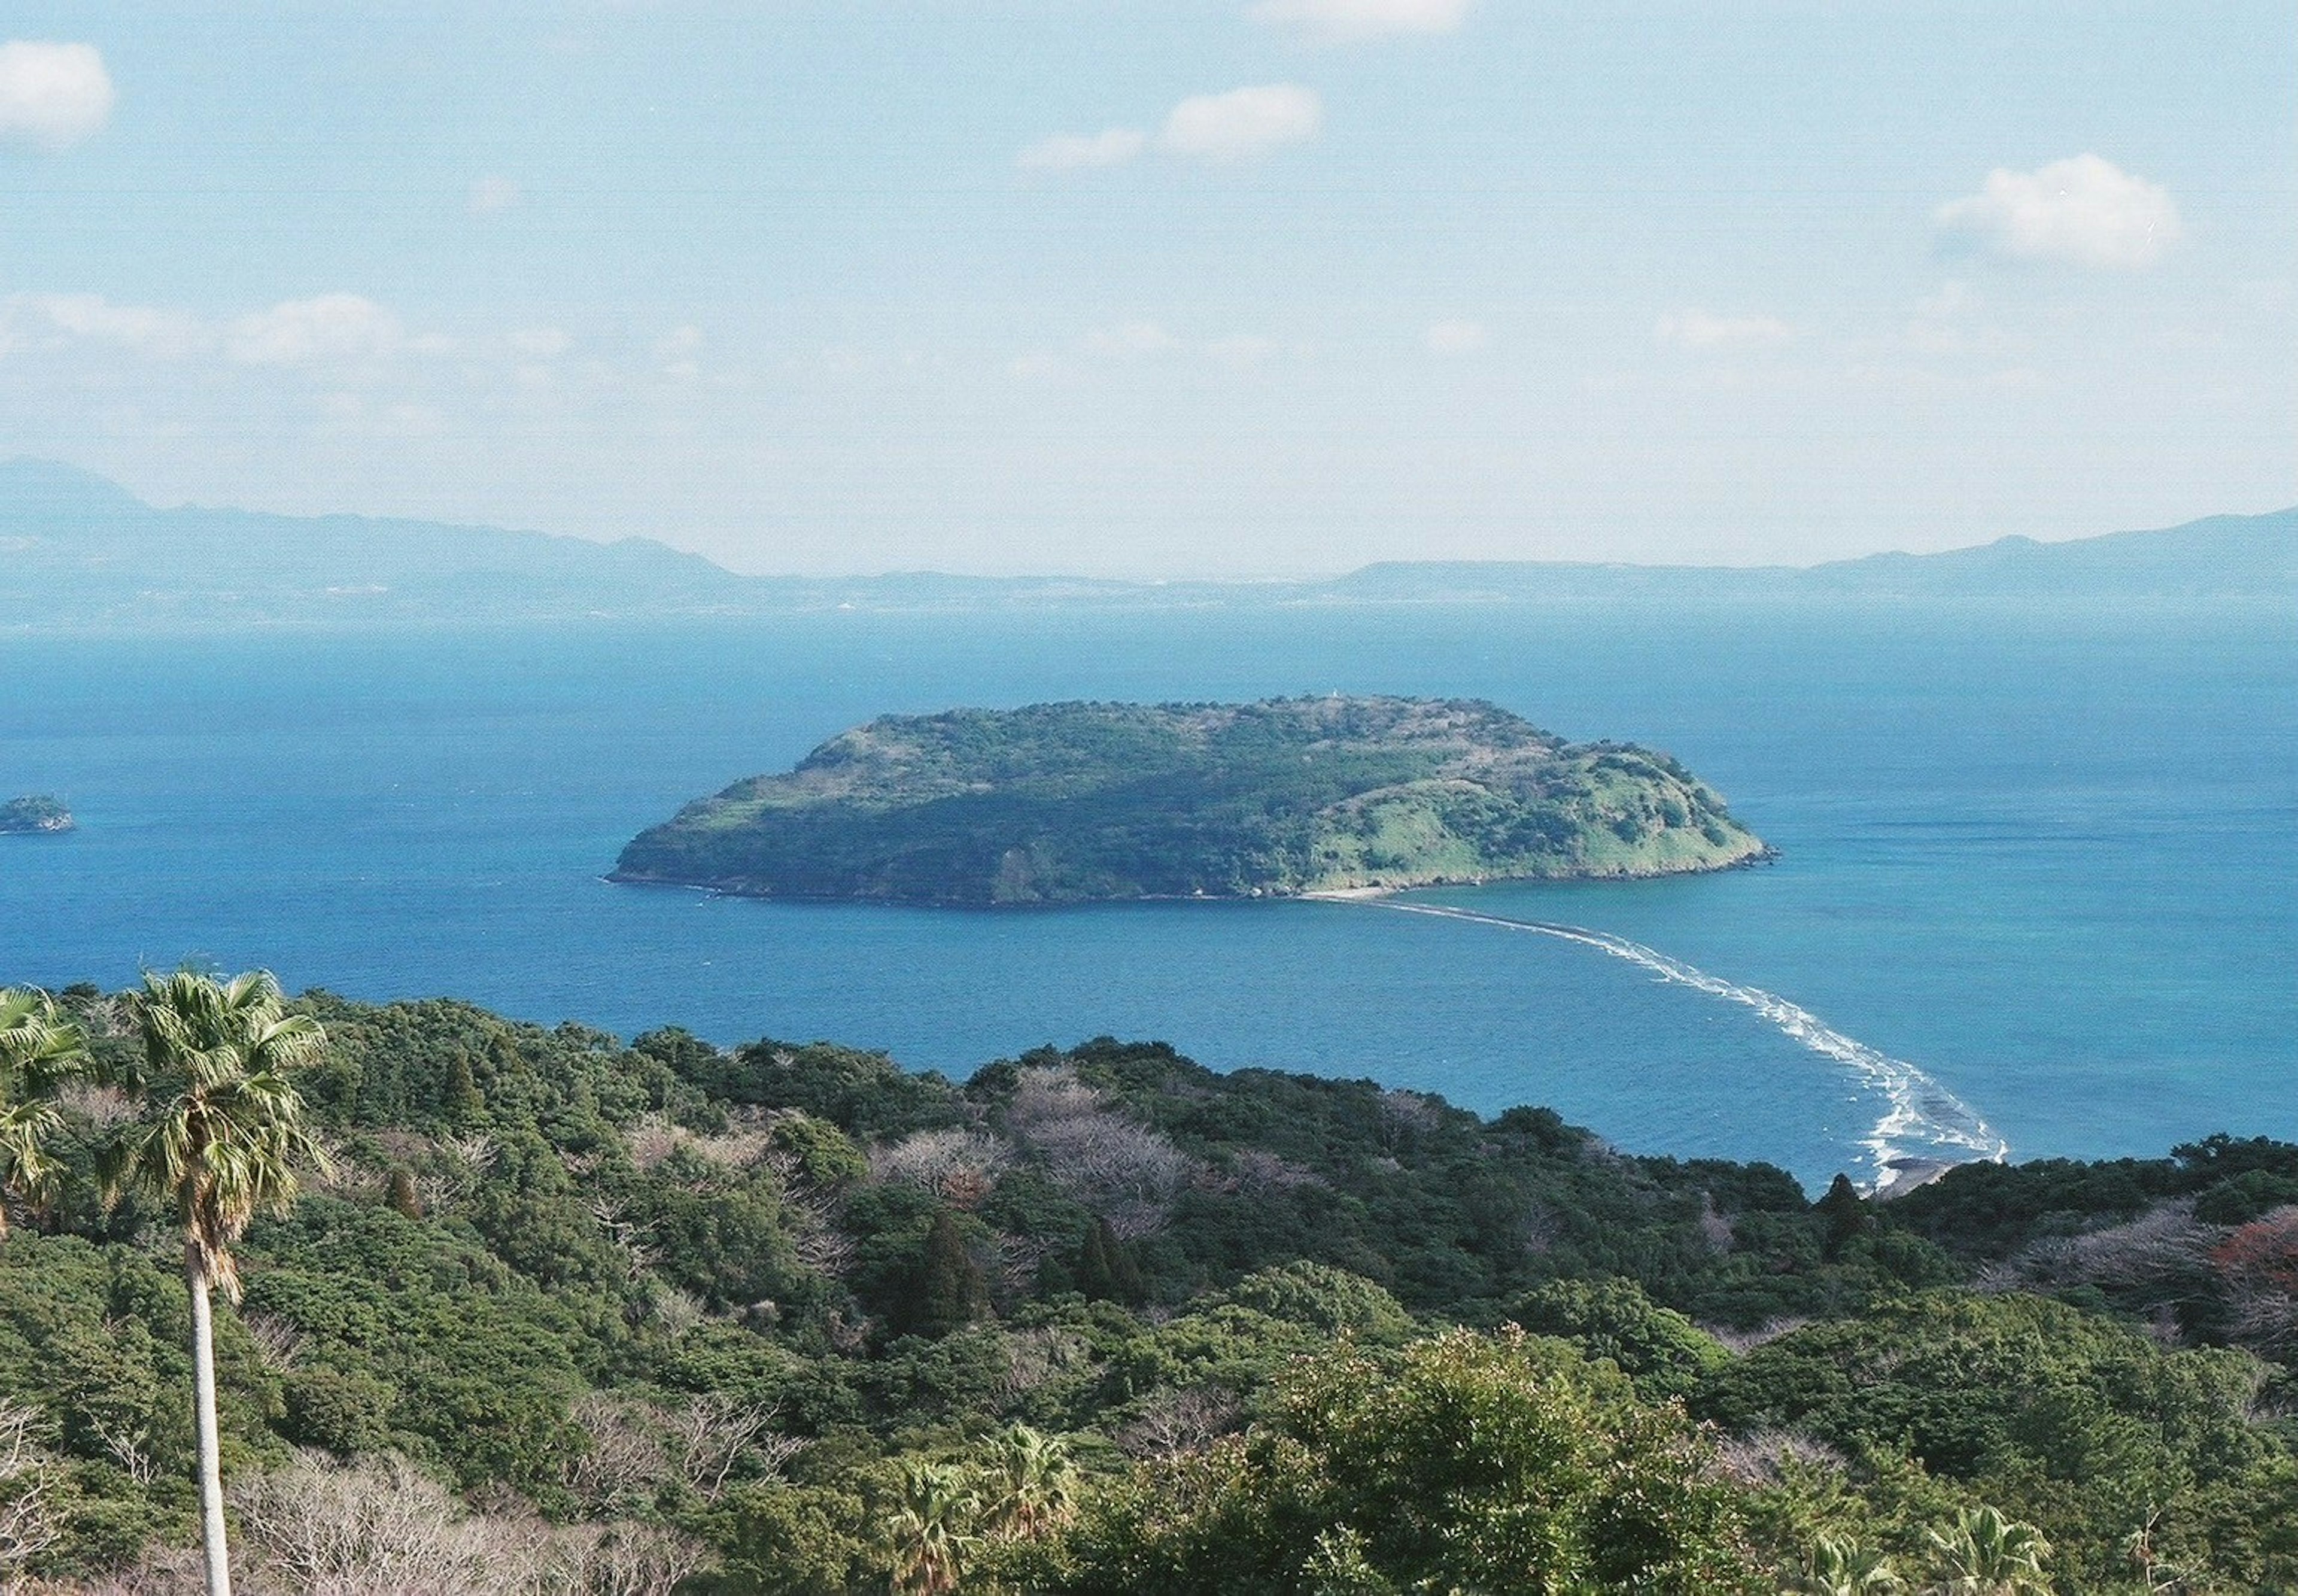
[2,598,2291,1188]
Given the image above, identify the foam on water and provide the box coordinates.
[1355,898,2010,1191]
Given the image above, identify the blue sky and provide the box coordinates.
[1,1,2290,576]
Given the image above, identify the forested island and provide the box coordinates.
[2,978,2295,1592]
[0,795,72,834]
[613,697,1770,904]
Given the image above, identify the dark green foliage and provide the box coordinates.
[1073,1218,1144,1305]
[1814,1172,1868,1261]
[1887,1132,2298,1264]
[1512,1277,1729,1403]
[385,1167,422,1220]
[2,985,2293,1591]
[2194,1167,2298,1225]
[1698,1290,2296,1588]
[279,1364,394,1455]
[911,1211,991,1339]
[689,1038,964,1142]
[613,697,1767,903]
[999,1328,1764,1594]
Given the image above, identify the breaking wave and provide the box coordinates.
[1356,899,2009,1191]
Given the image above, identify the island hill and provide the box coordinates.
[612,696,1770,905]
[0,794,73,834]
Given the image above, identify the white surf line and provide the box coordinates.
[1340,897,2009,1190]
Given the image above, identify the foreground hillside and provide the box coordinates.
[2,986,2295,1591]
[613,697,1770,904]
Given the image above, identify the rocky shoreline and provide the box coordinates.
[0,794,74,834]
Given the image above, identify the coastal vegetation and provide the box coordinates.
[612,697,1769,904]
[0,981,2292,1591]
[0,797,73,835]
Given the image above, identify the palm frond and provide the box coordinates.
[107,970,331,1302]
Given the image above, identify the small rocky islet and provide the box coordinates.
[612,695,1771,905]
[0,794,74,834]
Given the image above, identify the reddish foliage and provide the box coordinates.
[2209,1206,2298,1293]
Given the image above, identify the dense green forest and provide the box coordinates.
[2,981,2295,1592]
[611,697,1769,904]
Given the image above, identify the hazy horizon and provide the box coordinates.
[8,454,2290,585]
[1,2,2291,578]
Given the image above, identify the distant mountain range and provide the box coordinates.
[2,458,2290,630]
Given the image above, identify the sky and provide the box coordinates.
[0,1,2291,577]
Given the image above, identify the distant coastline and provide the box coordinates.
[4,461,2291,633]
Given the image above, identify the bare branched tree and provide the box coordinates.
[868,1129,1014,1208]
[0,1399,60,1584]
[1701,1317,1810,1355]
[1228,1148,1326,1197]
[1024,1114,1199,1241]
[90,1416,159,1488]
[1000,1327,1095,1402]
[1113,1386,1241,1460]
[1711,1428,1849,1486]
[669,1397,800,1499]
[588,1197,661,1282]
[562,1396,673,1516]
[230,1452,711,1596]
[558,1521,710,1596]
[2001,1201,2221,1294]
[1375,1088,1439,1153]
[239,1313,306,1376]
[232,1453,513,1595]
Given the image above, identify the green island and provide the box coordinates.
[3,976,2296,1592]
[0,795,73,835]
[612,696,1771,904]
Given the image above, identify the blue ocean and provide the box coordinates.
[2,597,2291,1190]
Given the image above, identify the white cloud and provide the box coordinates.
[1935,154,2182,270]
[1655,310,1795,350]
[1017,127,1145,172]
[1899,279,2022,358]
[1914,279,1972,323]
[229,295,409,364]
[1205,334,1281,369]
[1424,318,1487,354]
[27,294,210,357]
[1082,320,1180,358]
[1041,322,1299,374]
[1248,0,1472,42]
[507,326,572,358]
[8,290,481,369]
[467,175,522,215]
[0,41,114,151]
[655,324,703,378]
[1159,84,1323,163]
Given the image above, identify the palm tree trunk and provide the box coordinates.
[186,1244,234,1596]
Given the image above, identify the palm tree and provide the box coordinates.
[1786,1534,1902,1595]
[980,1424,1078,1541]
[104,970,329,1596]
[1927,1504,2053,1595]
[979,1424,1078,1542]
[0,986,89,1239]
[887,1460,978,1596]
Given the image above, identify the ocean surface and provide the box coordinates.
[2,597,2291,1189]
